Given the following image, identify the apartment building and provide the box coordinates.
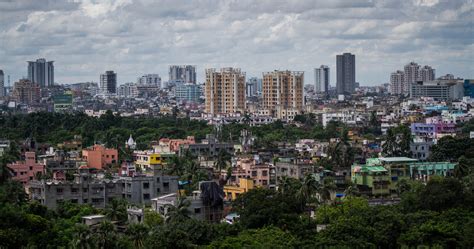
[262,70,304,115]
[205,67,246,115]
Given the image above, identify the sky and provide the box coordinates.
[0,0,473,86]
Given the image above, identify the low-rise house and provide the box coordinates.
[8,151,45,186]
[224,157,276,189]
[82,144,118,170]
[224,178,255,201]
[275,157,315,182]
[180,134,234,158]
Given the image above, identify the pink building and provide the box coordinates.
[8,152,44,186]
[82,144,118,169]
[222,157,275,188]
[159,136,196,152]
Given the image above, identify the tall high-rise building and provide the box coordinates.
[137,74,161,87]
[419,65,435,82]
[12,79,41,105]
[169,65,196,85]
[205,68,246,115]
[118,83,138,98]
[27,58,54,88]
[175,84,201,103]
[403,62,420,92]
[262,70,304,111]
[0,70,4,97]
[100,71,117,94]
[336,53,356,95]
[390,70,405,95]
[314,65,330,93]
[248,77,262,95]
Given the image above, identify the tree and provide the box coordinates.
[70,224,94,249]
[95,220,118,249]
[208,227,297,249]
[214,149,231,172]
[143,209,164,228]
[126,223,149,249]
[165,197,191,223]
[105,198,127,223]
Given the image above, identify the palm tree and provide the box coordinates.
[318,177,337,204]
[344,183,360,198]
[166,155,185,176]
[214,149,231,172]
[0,156,14,184]
[299,174,320,209]
[126,223,149,249]
[96,221,117,249]
[165,197,191,223]
[382,128,397,156]
[105,198,127,222]
[70,224,94,249]
[454,156,471,178]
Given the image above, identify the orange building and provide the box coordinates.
[82,144,118,169]
[159,136,196,152]
[8,152,44,186]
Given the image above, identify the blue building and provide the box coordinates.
[464,79,474,98]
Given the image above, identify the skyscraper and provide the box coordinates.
[390,70,405,95]
[336,53,355,95]
[205,68,245,115]
[262,70,304,111]
[419,65,435,82]
[27,58,54,88]
[169,65,196,85]
[100,71,117,94]
[403,62,420,92]
[137,74,161,87]
[314,65,330,93]
[0,70,4,97]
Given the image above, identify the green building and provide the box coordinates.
[53,93,73,112]
[351,164,390,196]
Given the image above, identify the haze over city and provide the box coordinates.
[1,0,473,85]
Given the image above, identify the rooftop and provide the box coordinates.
[378,157,418,163]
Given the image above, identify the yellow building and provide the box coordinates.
[134,151,164,170]
[205,67,246,115]
[224,178,255,201]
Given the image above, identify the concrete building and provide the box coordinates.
[351,164,390,196]
[248,77,262,95]
[8,152,45,186]
[275,158,315,182]
[100,71,117,94]
[180,134,234,158]
[419,65,435,82]
[12,79,41,105]
[390,70,405,95]
[82,144,118,170]
[137,74,161,87]
[223,157,276,190]
[410,138,433,161]
[118,83,139,98]
[27,58,54,88]
[404,62,420,93]
[246,80,257,97]
[336,53,356,95]
[169,65,196,85]
[205,67,246,115]
[262,70,304,113]
[315,65,330,93]
[0,69,4,97]
[175,83,201,103]
[410,79,464,100]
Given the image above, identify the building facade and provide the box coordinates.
[390,70,405,95]
[315,65,330,93]
[12,79,41,105]
[175,83,201,103]
[82,144,118,170]
[205,67,246,115]
[419,65,435,82]
[404,62,420,93]
[118,83,139,98]
[8,152,45,186]
[169,65,196,85]
[262,70,304,113]
[336,53,355,95]
[137,74,161,87]
[100,71,117,94]
[27,58,54,88]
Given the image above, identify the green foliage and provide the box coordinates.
[208,226,297,249]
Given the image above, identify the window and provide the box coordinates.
[83,188,88,193]
[251,171,257,177]
[71,199,78,203]
[57,188,63,194]
[143,193,150,200]
[194,208,201,214]
[156,177,160,183]
[83,199,88,203]
[143,182,150,189]
[262,170,268,176]
[157,188,160,193]
[71,188,79,193]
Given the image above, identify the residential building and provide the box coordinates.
[158,136,196,152]
[169,65,196,85]
[52,93,73,112]
[410,138,433,161]
[390,70,405,95]
[12,79,41,105]
[403,62,420,93]
[0,69,4,97]
[351,164,390,196]
[29,167,123,209]
[180,134,234,158]
[175,83,201,103]
[100,71,117,94]
[419,65,435,82]
[151,181,224,222]
[409,162,456,181]
[205,67,246,115]
[82,144,118,169]
[137,74,161,87]
[336,53,356,94]
[262,70,304,113]
[315,65,330,93]
[134,151,165,170]
[8,152,45,186]
[118,83,139,98]
[223,157,276,190]
[27,58,54,87]
[275,158,315,182]
[224,178,255,201]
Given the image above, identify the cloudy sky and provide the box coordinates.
[0,0,473,86]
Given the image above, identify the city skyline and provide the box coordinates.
[0,0,472,86]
